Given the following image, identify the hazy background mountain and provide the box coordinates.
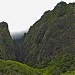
[11,31,25,40]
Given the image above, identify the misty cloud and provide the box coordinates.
[11,31,25,39]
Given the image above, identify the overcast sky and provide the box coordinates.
[0,0,75,33]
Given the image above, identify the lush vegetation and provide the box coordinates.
[0,60,42,75]
[20,1,75,75]
[61,71,75,75]
[0,1,75,75]
[1,60,75,75]
[21,1,75,68]
[0,60,75,75]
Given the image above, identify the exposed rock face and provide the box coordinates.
[0,21,15,60]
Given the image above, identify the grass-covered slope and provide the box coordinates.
[0,22,15,60]
[0,60,42,75]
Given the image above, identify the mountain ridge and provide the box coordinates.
[18,1,75,75]
[0,1,75,75]
[0,21,16,60]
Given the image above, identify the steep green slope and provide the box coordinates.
[42,54,75,75]
[19,1,75,74]
[0,22,15,60]
[0,60,42,75]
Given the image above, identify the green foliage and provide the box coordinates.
[0,60,42,75]
[42,54,75,75]
[0,2,75,75]
[61,71,75,75]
